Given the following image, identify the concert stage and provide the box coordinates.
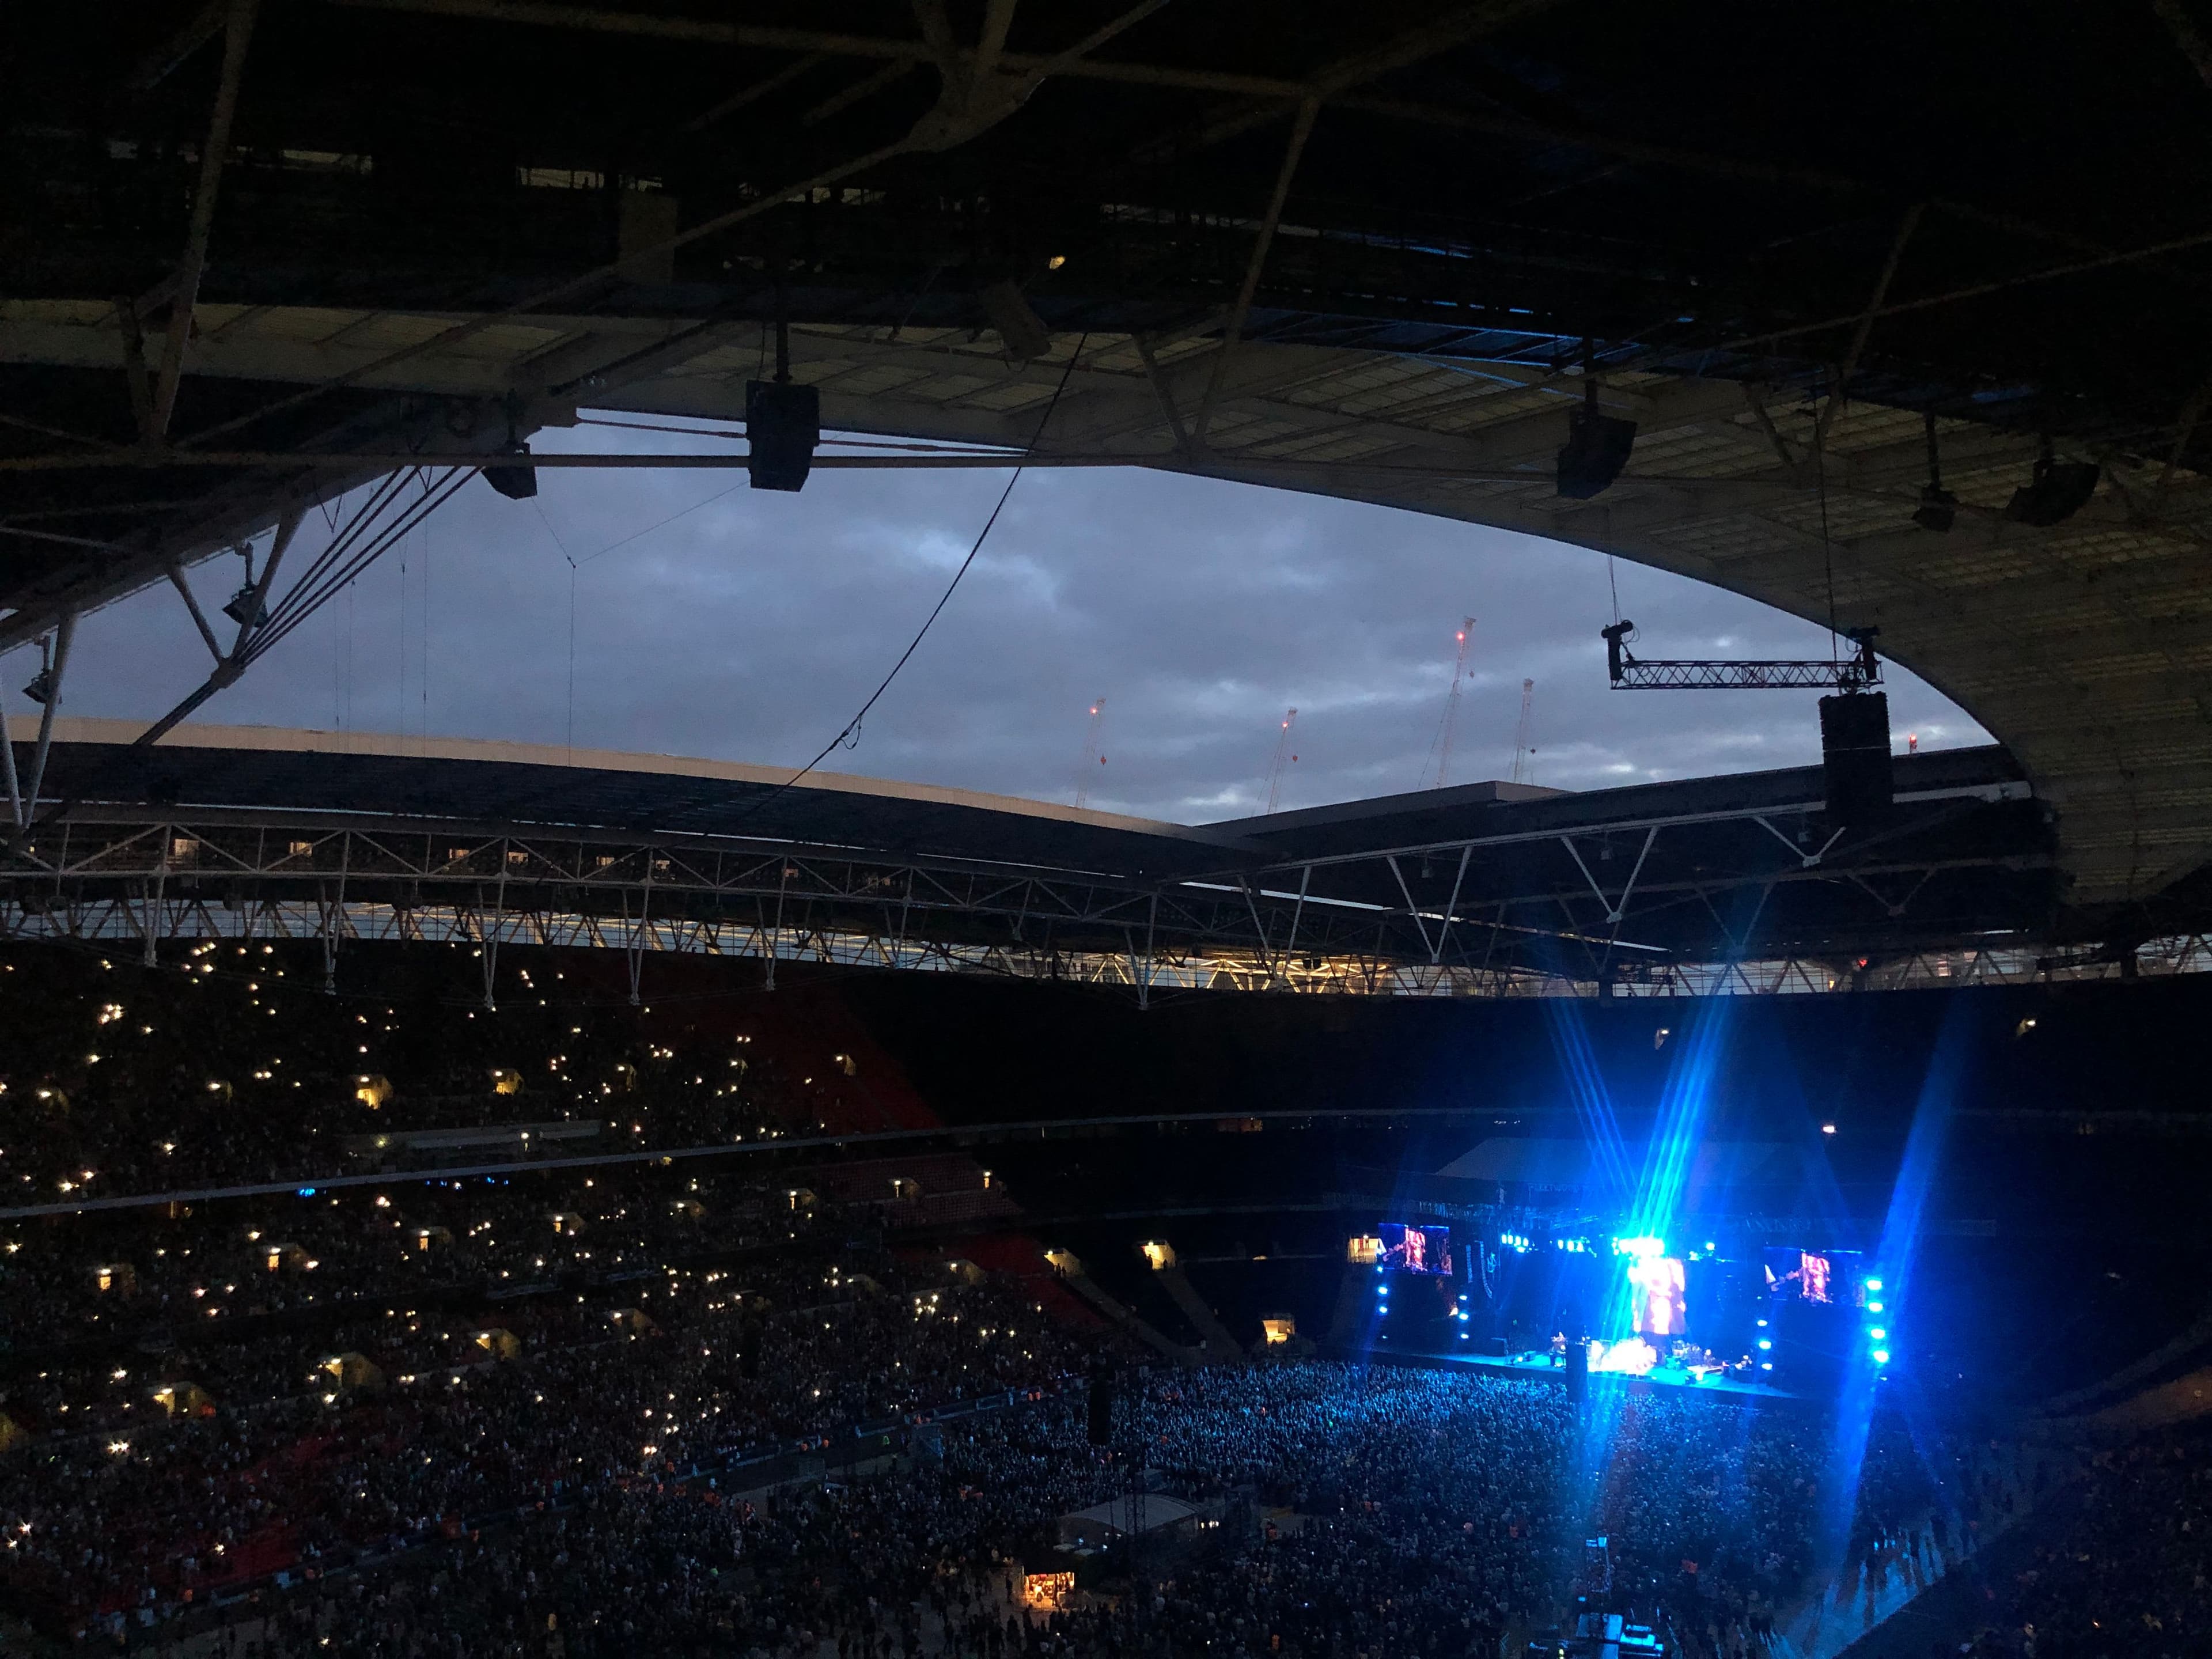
[1382,1346,1801,1402]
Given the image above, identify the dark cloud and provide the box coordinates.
[6,416,1984,823]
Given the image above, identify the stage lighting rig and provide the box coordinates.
[1600,620,1883,691]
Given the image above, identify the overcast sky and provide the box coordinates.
[3,415,1986,824]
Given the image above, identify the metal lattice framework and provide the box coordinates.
[0,728,2191,996]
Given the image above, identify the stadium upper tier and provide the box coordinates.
[0,719,2135,992]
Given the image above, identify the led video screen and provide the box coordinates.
[1377,1223,1453,1276]
[1763,1247,1866,1306]
[1627,1254,1687,1338]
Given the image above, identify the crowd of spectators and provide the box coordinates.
[2,945,2192,1659]
[0,1161,830,1349]
[1929,1423,2212,1659]
[13,1362,2035,1659]
[0,946,841,1201]
[1,1226,1094,1633]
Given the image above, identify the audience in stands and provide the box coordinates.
[0,947,2186,1659]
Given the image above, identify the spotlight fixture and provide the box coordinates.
[222,586,269,628]
[2004,439,2100,527]
[1912,411,1956,533]
[21,667,52,705]
[1556,376,1637,501]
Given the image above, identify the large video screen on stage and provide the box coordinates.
[1627,1253,1687,1338]
[1763,1247,1867,1306]
[1377,1223,1453,1276]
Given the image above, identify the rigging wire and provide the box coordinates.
[532,501,581,759]
[1815,372,1839,655]
[734,333,1092,820]
[577,480,747,566]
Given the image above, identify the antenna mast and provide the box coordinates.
[1075,697,1106,808]
[1510,679,1536,785]
[1434,616,1476,789]
[1264,707,1298,814]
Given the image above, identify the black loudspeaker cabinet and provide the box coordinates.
[1565,1339,1588,1401]
[1819,691,1893,824]
[1086,1365,1116,1447]
[1556,407,1638,499]
[745,380,821,492]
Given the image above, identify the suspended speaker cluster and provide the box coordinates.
[1556,379,1637,500]
[747,380,820,493]
[1819,690,1893,826]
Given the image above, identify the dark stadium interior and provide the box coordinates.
[13,3,2212,1658]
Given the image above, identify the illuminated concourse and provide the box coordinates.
[7,5,2212,1658]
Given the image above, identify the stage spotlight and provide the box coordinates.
[2004,445,2100,527]
[1757,1338,1772,1350]
[1869,1327,1886,1340]
[1865,1278,1883,1293]
[1872,1349,1891,1365]
[1556,378,1637,500]
[21,667,52,705]
[222,586,268,628]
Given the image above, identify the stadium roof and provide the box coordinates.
[7,2,2212,911]
[7,721,2096,990]
[28,716,1257,881]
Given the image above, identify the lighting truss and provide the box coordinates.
[1602,620,1883,692]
